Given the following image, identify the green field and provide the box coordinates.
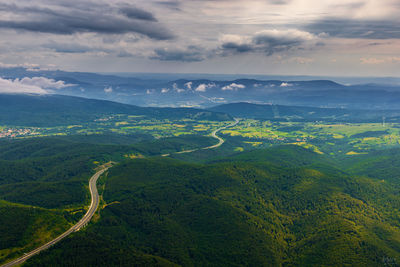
[4,116,400,158]
[219,120,400,155]
[0,115,228,140]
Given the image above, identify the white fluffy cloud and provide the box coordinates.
[0,77,73,94]
[221,83,246,91]
[195,84,207,92]
[184,81,192,89]
[18,77,74,89]
[104,86,113,93]
[0,77,47,94]
[195,83,216,92]
[280,82,293,87]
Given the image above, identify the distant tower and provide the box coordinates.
[382,116,386,127]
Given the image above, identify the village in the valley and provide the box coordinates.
[0,127,39,138]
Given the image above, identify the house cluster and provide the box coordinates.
[0,128,38,138]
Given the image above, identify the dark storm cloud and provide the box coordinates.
[254,34,304,55]
[221,42,253,53]
[0,19,174,40]
[119,6,158,21]
[0,2,174,40]
[151,47,204,62]
[304,19,400,39]
[220,30,316,56]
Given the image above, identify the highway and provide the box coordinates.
[1,167,110,267]
[202,118,240,150]
[162,118,240,156]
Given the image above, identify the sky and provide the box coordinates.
[0,0,399,77]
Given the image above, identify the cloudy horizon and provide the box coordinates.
[0,0,399,77]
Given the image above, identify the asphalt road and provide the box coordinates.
[202,118,240,150]
[162,118,240,156]
[1,167,109,267]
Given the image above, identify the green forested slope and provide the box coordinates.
[345,148,400,184]
[0,134,236,265]
[0,138,140,265]
[0,138,140,208]
[0,204,71,264]
[25,146,400,266]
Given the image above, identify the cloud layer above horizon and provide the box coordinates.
[0,77,73,94]
[0,0,399,76]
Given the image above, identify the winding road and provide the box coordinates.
[1,118,240,266]
[1,167,110,267]
[202,118,240,150]
[163,118,240,156]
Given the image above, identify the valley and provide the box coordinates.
[0,95,399,266]
[3,116,400,157]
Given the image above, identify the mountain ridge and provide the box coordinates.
[3,67,400,109]
[209,102,400,122]
[0,93,232,126]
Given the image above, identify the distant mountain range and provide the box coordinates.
[1,94,400,126]
[0,94,231,126]
[2,67,400,109]
[210,102,400,123]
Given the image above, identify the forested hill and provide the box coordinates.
[24,145,400,266]
[209,102,400,122]
[0,94,231,126]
